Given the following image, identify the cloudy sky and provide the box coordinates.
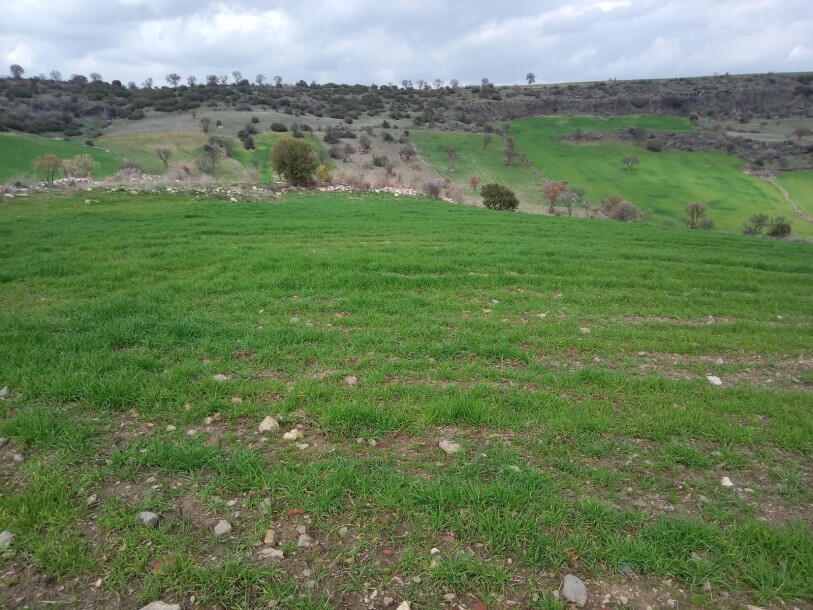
[2,0,811,86]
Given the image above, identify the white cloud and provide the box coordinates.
[0,0,810,84]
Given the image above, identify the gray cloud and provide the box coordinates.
[1,0,811,85]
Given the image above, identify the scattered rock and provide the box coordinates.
[213,374,230,382]
[290,316,300,324]
[337,526,349,537]
[619,563,637,577]
[297,533,313,547]
[257,547,284,559]
[396,602,411,610]
[0,437,6,448]
[368,438,377,447]
[229,197,238,203]
[720,476,734,487]
[706,375,723,386]
[703,581,713,593]
[0,531,14,548]
[258,416,279,432]
[344,375,358,386]
[439,439,461,455]
[165,425,176,432]
[213,520,232,536]
[560,574,588,608]
[230,396,243,404]
[579,327,591,334]
[0,386,9,398]
[139,603,180,610]
[283,428,303,440]
[264,529,276,545]
[138,511,160,528]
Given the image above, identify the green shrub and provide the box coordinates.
[766,216,792,238]
[271,138,317,185]
[481,183,519,211]
[270,122,288,132]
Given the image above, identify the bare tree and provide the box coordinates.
[401,79,413,89]
[156,148,172,167]
[218,75,228,85]
[187,75,197,86]
[433,78,444,89]
[526,72,536,85]
[621,156,639,172]
[9,64,24,79]
[444,147,457,162]
[399,144,417,161]
[200,117,212,133]
[166,73,181,87]
[49,70,62,81]
[685,202,708,229]
[273,75,283,87]
[449,78,460,90]
[503,137,518,165]
[232,70,242,83]
[142,77,154,89]
[256,73,266,85]
[543,181,569,213]
[206,74,218,85]
[416,79,426,90]
[89,72,102,82]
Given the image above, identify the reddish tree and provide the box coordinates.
[470,175,481,192]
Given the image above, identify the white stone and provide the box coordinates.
[213,374,230,382]
[560,574,588,608]
[296,443,310,450]
[0,386,9,398]
[297,533,313,547]
[165,425,176,432]
[707,375,723,386]
[258,547,284,559]
[213,519,232,536]
[439,439,461,455]
[258,416,279,433]
[0,530,14,548]
[396,602,411,610]
[138,511,159,528]
[720,476,734,487]
[283,428,303,440]
[139,603,180,610]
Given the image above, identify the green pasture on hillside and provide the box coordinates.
[0,132,121,182]
[509,116,808,235]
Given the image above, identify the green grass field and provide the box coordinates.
[508,116,810,236]
[778,171,813,218]
[409,131,542,206]
[0,192,811,609]
[0,132,122,182]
